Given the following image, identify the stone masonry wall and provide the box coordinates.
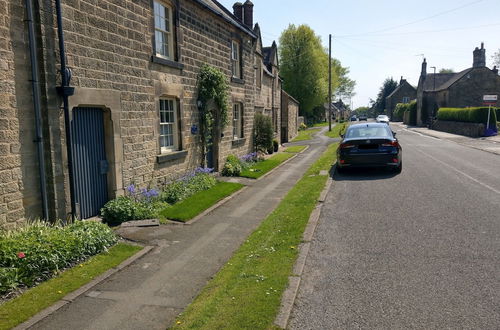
[35,0,257,219]
[0,1,42,229]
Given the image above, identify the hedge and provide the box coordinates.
[437,107,498,125]
[400,100,417,125]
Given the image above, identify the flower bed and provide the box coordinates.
[221,153,260,177]
[101,168,216,226]
[0,221,117,295]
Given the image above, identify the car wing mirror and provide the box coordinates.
[392,131,397,137]
[340,133,344,138]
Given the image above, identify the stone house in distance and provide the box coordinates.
[0,0,298,227]
[385,77,416,120]
[416,43,500,126]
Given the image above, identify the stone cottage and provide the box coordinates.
[416,43,500,126]
[385,77,417,120]
[0,0,298,227]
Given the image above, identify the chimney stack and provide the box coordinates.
[493,66,499,75]
[243,0,253,28]
[233,2,243,21]
[473,42,486,67]
[421,58,427,77]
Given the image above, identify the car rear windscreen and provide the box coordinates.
[345,126,391,138]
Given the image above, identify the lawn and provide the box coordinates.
[172,142,338,329]
[239,153,294,179]
[160,182,244,222]
[0,243,142,330]
[324,122,347,138]
[284,145,307,153]
[291,128,321,142]
[312,122,329,127]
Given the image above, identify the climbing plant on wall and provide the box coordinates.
[197,64,230,166]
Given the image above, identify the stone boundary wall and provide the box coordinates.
[432,120,485,137]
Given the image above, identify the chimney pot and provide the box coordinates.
[233,2,243,21]
[243,0,253,28]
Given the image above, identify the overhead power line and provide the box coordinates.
[337,0,485,38]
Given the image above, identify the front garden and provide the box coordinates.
[0,221,141,329]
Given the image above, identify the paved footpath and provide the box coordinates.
[28,127,336,330]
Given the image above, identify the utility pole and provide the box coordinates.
[328,34,332,131]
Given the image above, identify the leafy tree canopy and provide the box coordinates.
[279,24,355,120]
[439,68,455,73]
[372,77,398,115]
[492,49,500,68]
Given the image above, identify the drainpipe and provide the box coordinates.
[55,0,76,221]
[25,0,49,220]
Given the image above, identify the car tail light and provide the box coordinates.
[381,141,400,147]
[340,159,346,164]
[392,158,398,163]
[340,143,354,149]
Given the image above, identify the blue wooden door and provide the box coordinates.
[71,107,108,219]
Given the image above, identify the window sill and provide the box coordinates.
[231,138,246,148]
[156,150,188,164]
[231,77,245,84]
[151,55,184,70]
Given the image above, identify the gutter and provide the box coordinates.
[54,0,77,221]
[25,0,49,220]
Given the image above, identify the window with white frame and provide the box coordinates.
[233,103,243,139]
[402,96,410,103]
[231,40,241,78]
[154,1,174,60]
[159,98,178,152]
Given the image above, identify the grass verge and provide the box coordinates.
[284,145,306,153]
[312,122,329,127]
[240,153,294,179]
[173,142,338,329]
[160,182,244,222]
[291,128,321,142]
[0,243,142,330]
[324,122,347,138]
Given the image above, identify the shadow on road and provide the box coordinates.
[329,165,399,181]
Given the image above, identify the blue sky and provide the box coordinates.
[217,0,500,109]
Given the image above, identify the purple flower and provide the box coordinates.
[126,184,136,194]
[194,167,214,174]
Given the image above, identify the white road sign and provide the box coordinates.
[483,95,498,101]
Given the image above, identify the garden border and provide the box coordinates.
[13,245,154,330]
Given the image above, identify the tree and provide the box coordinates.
[279,25,355,121]
[279,25,328,119]
[372,78,398,115]
[492,49,500,67]
[439,68,455,73]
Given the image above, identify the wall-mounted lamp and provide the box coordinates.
[197,99,203,111]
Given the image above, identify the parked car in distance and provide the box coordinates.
[350,115,357,121]
[336,123,402,173]
[358,115,367,121]
[376,115,389,124]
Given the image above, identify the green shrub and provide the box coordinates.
[273,139,279,152]
[394,103,408,120]
[160,168,217,204]
[221,155,243,177]
[101,197,166,226]
[0,221,117,294]
[254,113,274,153]
[403,100,417,125]
[437,107,498,125]
[298,123,307,131]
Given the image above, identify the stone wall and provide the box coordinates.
[1,0,261,225]
[0,1,41,229]
[280,91,298,142]
[433,120,485,137]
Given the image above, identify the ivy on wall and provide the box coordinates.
[197,64,230,166]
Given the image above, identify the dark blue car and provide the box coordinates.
[336,123,402,173]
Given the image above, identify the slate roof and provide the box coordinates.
[435,68,473,91]
[386,80,417,99]
[193,0,256,38]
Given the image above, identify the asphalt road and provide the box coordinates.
[288,123,500,329]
